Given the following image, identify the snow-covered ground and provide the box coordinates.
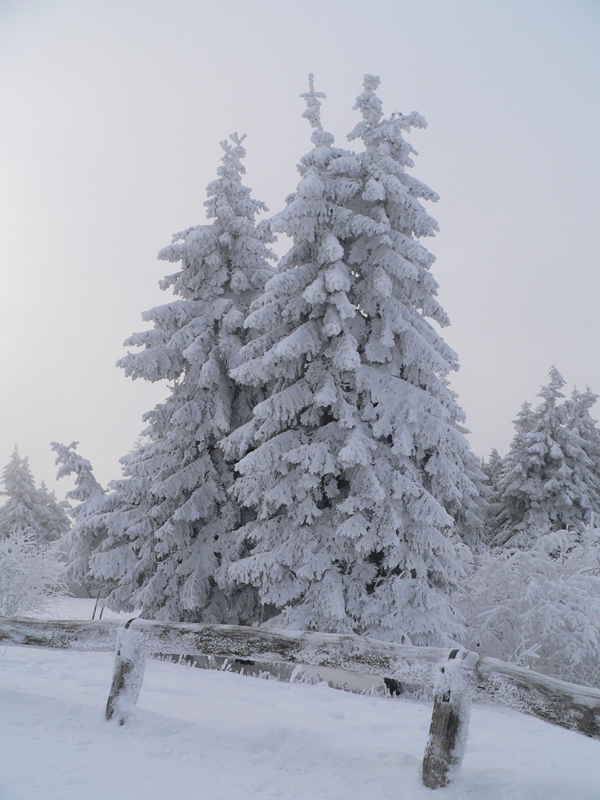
[38,596,131,622]
[0,599,599,799]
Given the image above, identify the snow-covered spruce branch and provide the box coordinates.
[454,527,600,686]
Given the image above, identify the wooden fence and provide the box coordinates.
[1,617,599,789]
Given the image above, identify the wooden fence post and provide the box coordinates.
[106,619,147,725]
[422,648,478,789]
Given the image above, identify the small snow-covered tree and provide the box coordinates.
[0,447,70,545]
[487,403,533,541]
[454,526,600,686]
[39,481,71,538]
[481,448,503,492]
[492,369,600,546]
[480,448,503,539]
[224,75,484,644]
[90,134,275,622]
[51,441,107,591]
[0,529,65,617]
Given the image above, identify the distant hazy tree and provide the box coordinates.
[39,480,71,537]
[480,447,503,540]
[0,446,70,545]
[90,134,276,622]
[492,369,600,546]
[565,386,600,524]
[482,448,503,491]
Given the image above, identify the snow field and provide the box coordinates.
[1,640,599,799]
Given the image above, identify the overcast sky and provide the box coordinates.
[1,0,599,497]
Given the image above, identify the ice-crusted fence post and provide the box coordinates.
[422,648,478,789]
[106,618,147,724]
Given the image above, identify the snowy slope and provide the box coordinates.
[0,601,599,799]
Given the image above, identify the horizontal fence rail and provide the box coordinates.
[0,617,599,789]
[0,617,451,682]
[474,657,600,740]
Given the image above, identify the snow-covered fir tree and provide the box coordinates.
[347,75,486,553]
[0,447,70,545]
[52,441,107,591]
[224,75,484,645]
[89,134,275,621]
[492,368,600,546]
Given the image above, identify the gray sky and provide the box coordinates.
[1,0,599,497]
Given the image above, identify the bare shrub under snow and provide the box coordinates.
[0,531,65,617]
[454,527,600,687]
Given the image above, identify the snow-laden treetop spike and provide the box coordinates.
[539,366,566,403]
[228,132,247,157]
[363,74,381,91]
[353,73,383,127]
[219,132,247,159]
[300,73,334,147]
[300,73,326,130]
[216,132,249,181]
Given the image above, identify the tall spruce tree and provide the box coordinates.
[492,368,600,546]
[224,75,483,644]
[90,134,275,621]
[347,75,486,553]
[0,447,70,544]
